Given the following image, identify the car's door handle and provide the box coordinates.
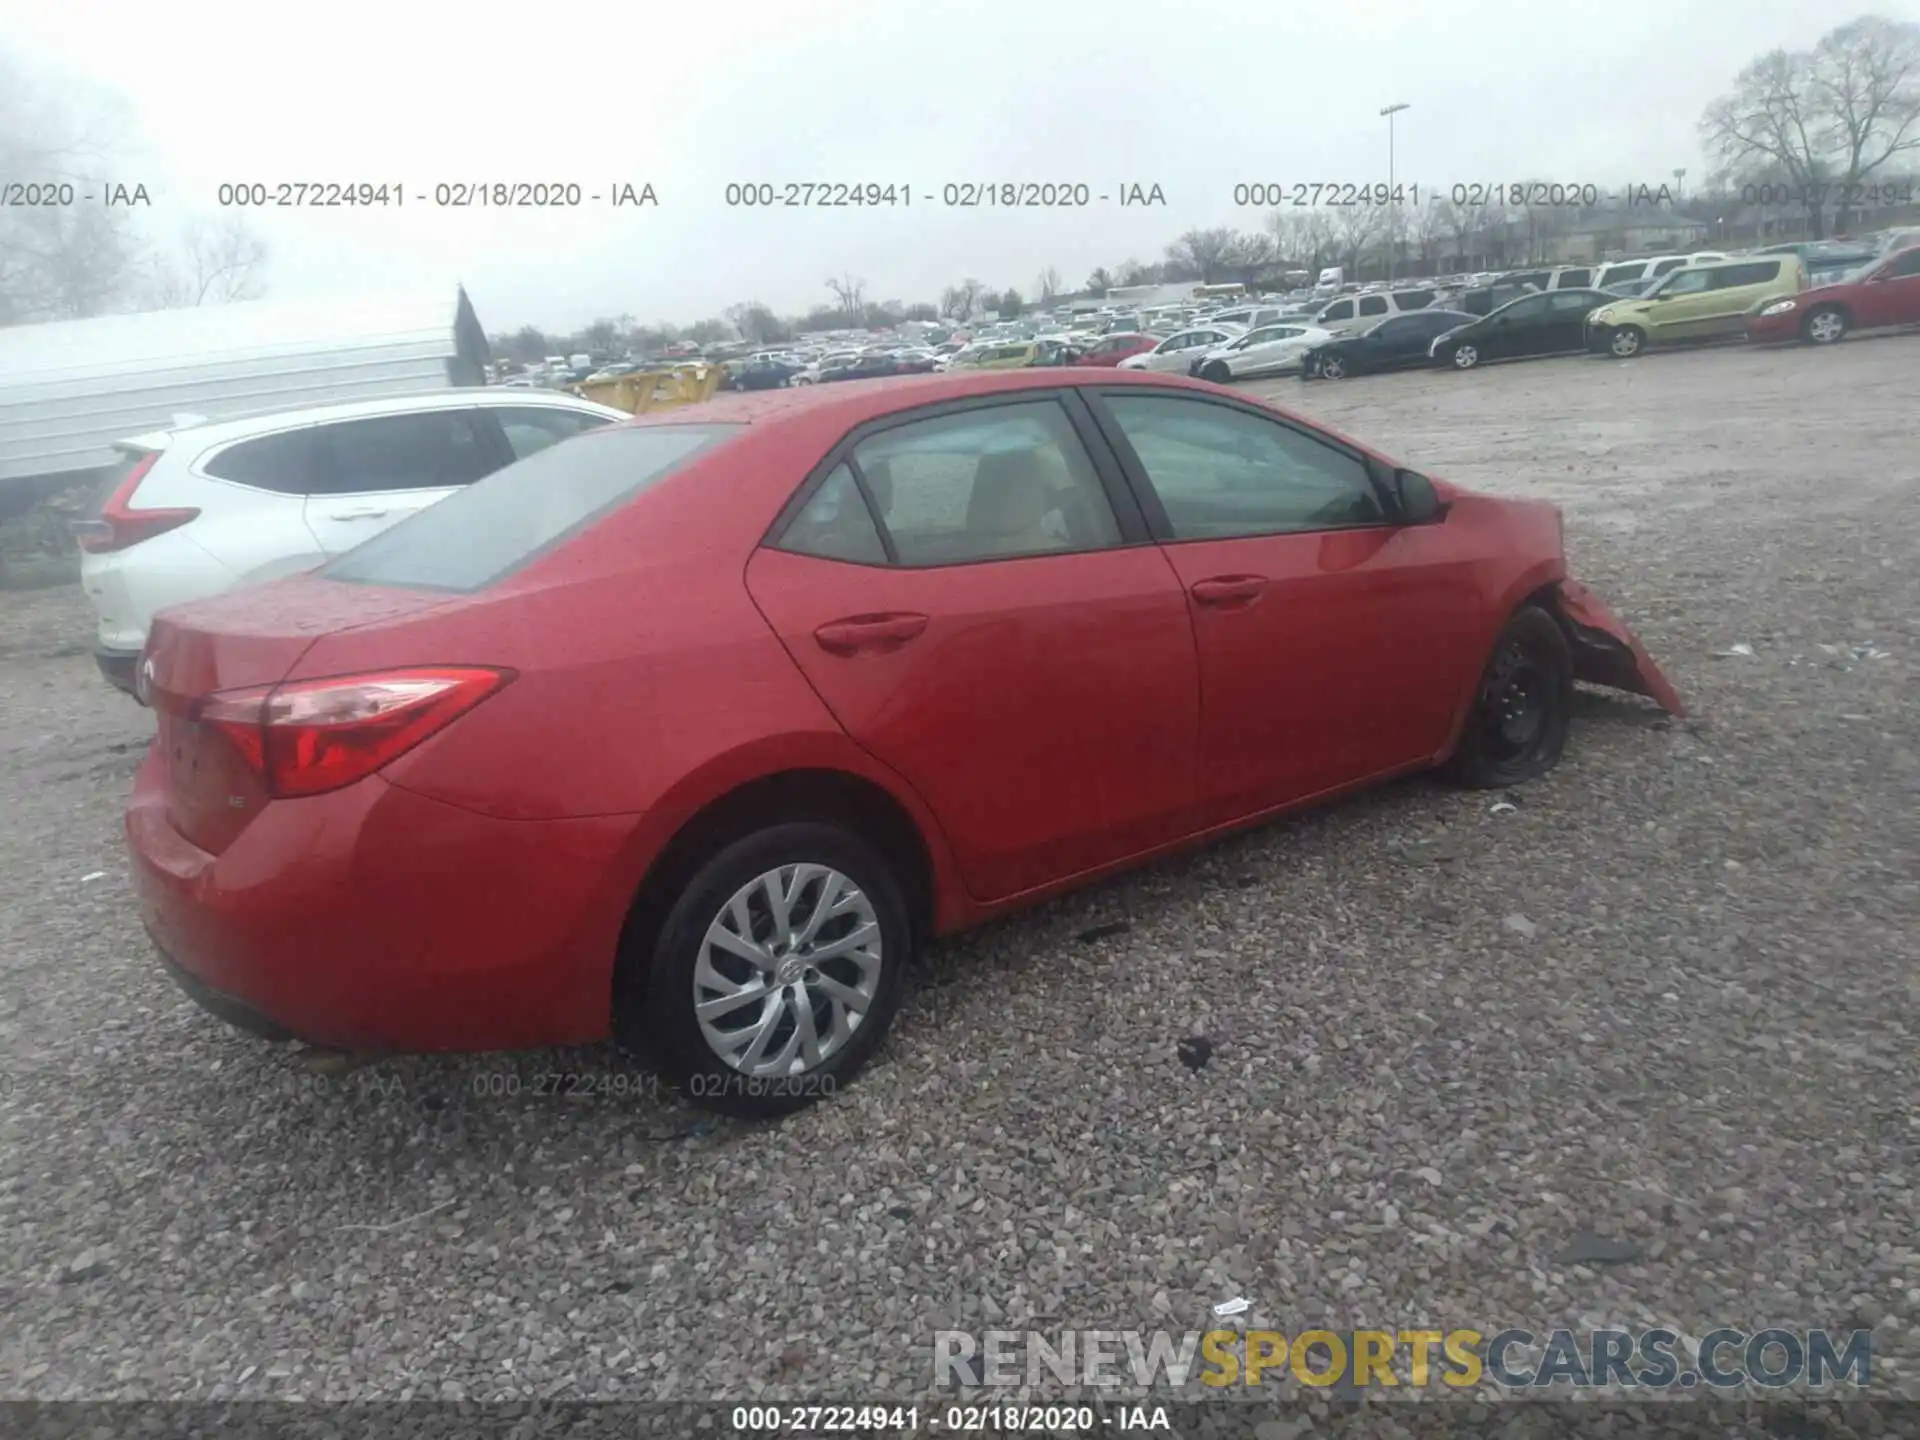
[324,506,392,520]
[814,612,929,655]
[1189,575,1267,607]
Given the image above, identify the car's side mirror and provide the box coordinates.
[1391,469,1443,524]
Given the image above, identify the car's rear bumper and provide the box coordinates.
[125,754,636,1052]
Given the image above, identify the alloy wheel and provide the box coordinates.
[692,864,883,1077]
[1451,344,1479,369]
[1806,310,1847,345]
[1320,355,1348,379]
[1609,328,1643,358]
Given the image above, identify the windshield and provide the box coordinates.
[323,425,741,592]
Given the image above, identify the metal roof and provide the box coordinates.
[0,288,487,486]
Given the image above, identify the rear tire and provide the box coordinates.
[1443,606,1573,789]
[617,823,912,1118]
[1803,307,1848,346]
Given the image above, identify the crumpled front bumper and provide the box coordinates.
[1555,578,1686,716]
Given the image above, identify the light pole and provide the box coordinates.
[1381,103,1410,281]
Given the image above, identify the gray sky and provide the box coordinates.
[3,0,1899,331]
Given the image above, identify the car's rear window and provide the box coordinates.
[322,423,741,592]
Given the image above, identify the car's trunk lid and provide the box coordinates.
[143,576,462,854]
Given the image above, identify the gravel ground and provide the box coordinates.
[0,337,1915,1413]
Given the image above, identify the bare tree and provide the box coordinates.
[1224,231,1276,285]
[1332,206,1386,274]
[825,273,867,321]
[940,278,987,321]
[1811,16,1920,229]
[1035,266,1062,302]
[1414,196,1453,272]
[0,47,145,324]
[1702,16,1920,237]
[1164,228,1241,283]
[1085,266,1115,293]
[1266,209,1337,278]
[148,217,268,307]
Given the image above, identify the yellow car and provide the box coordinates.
[1585,254,1807,357]
[952,340,1040,370]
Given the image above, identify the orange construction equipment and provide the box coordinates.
[573,363,722,414]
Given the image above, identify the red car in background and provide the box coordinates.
[1746,244,1920,345]
[1073,332,1163,366]
[126,370,1682,1117]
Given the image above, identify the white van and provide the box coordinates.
[1592,253,1728,292]
[1307,287,1438,336]
[1315,266,1345,290]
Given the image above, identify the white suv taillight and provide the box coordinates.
[73,452,200,554]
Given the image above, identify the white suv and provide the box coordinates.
[76,389,627,694]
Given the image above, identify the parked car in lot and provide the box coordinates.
[1586,254,1807,357]
[1590,253,1726,292]
[1301,310,1476,379]
[793,353,861,385]
[1191,324,1336,381]
[1745,244,1920,346]
[1305,288,1437,336]
[1601,278,1662,299]
[126,369,1683,1116]
[76,390,626,694]
[950,341,1046,371]
[1118,324,1247,373]
[1074,332,1164,367]
[1431,281,1541,317]
[1429,290,1613,370]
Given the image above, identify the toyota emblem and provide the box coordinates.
[135,655,156,705]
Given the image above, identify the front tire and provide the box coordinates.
[1319,353,1350,379]
[619,823,912,1117]
[1201,360,1232,383]
[1803,307,1848,346]
[1607,325,1646,358]
[1449,342,1481,370]
[1443,605,1573,789]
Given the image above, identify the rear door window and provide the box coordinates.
[496,406,618,460]
[201,429,329,495]
[322,424,741,592]
[312,411,504,496]
[1357,296,1389,316]
[1712,261,1781,289]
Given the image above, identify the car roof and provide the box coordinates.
[612,367,1252,431]
[123,387,623,448]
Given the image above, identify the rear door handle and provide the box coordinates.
[814,612,929,655]
[1189,575,1268,607]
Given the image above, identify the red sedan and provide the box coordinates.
[127,370,1682,1116]
[1073,332,1163,367]
[1746,243,1920,345]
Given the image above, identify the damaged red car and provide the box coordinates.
[127,370,1683,1117]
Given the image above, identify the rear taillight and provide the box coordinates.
[74,452,199,554]
[193,667,513,798]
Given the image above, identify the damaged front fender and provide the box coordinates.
[1552,579,1686,717]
